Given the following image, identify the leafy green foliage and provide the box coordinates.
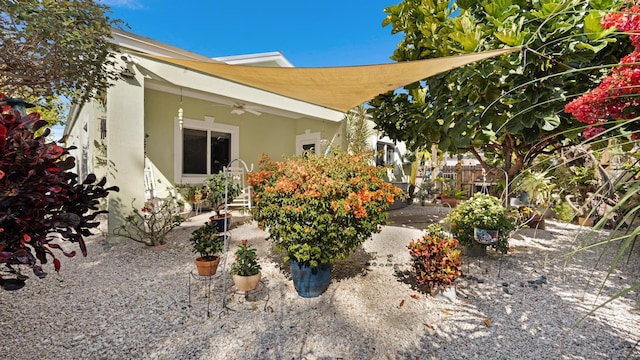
[204,172,241,216]
[0,0,122,104]
[0,99,118,288]
[343,104,373,155]
[408,224,462,295]
[189,221,224,261]
[553,199,575,223]
[445,193,517,253]
[248,152,404,267]
[230,240,261,276]
[512,169,556,208]
[371,0,632,177]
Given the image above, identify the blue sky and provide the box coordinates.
[101,0,403,67]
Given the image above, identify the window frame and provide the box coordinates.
[295,131,321,156]
[174,116,239,183]
[376,141,395,166]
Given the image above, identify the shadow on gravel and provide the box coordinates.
[387,208,448,230]
[392,220,640,360]
[265,245,375,282]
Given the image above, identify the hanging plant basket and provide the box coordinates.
[473,228,499,245]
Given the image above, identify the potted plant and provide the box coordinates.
[205,172,241,232]
[175,183,208,214]
[434,177,465,207]
[519,205,546,230]
[445,193,517,256]
[248,151,404,297]
[512,169,556,214]
[190,221,225,276]
[230,239,262,292]
[417,179,434,206]
[408,224,462,296]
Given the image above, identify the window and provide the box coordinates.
[182,129,231,175]
[376,142,395,166]
[175,116,238,183]
[296,131,321,156]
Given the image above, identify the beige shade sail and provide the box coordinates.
[144,47,520,112]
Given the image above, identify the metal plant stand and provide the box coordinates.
[224,279,272,313]
[219,158,254,315]
[187,158,258,318]
[188,270,222,317]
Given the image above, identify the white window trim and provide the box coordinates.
[174,116,239,183]
[295,131,321,155]
[376,141,396,166]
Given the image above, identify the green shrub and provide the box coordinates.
[553,200,575,223]
[444,193,517,254]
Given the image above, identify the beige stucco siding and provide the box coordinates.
[144,88,342,178]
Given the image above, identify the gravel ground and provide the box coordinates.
[2,205,639,360]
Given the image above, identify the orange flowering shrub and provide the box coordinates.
[247,152,405,267]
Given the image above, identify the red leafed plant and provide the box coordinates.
[408,224,462,296]
[0,94,118,290]
[565,3,640,139]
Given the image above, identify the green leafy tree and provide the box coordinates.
[0,0,122,106]
[370,0,630,177]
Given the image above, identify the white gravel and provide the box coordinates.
[1,205,639,360]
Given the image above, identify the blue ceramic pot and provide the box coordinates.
[289,259,332,298]
[209,214,231,232]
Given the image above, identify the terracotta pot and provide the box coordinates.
[440,195,458,208]
[578,216,594,227]
[232,272,262,292]
[194,256,220,276]
[529,214,546,230]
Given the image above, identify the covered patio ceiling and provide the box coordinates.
[142,47,520,113]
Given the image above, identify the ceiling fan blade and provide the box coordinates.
[245,108,262,116]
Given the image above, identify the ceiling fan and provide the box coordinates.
[230,102,262,116]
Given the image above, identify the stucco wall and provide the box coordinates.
[143,88,342,178]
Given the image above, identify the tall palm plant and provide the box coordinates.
[343,104,372,155]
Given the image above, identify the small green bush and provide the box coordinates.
[444,193,517,254]
[553,200,575,223]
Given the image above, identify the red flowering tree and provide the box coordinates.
[565,3,640,139]
[0,95,118,290]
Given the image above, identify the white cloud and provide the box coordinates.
[98,0,144,9]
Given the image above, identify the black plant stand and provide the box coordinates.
[223,279,272,313]
[188,270,224,318]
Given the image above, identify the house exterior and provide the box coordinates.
[65,26,517,240]
[64,28,349,239]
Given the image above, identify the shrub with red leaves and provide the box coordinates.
[408,224,462,296]
[0,95,118,290]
